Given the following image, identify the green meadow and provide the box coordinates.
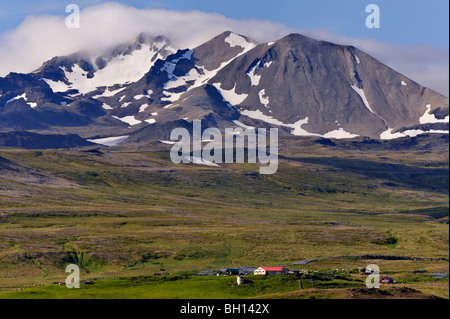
[0,136,448,298]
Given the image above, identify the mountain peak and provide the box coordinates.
[217,30,242,37]
[134,32,154,44]
[192,31,256,71]
[277,33,322,46]
[199,31,254,46]
[0,31,448,142]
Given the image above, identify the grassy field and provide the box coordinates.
[1,271,446,299]
[1,273,445,299]
[0,136,448,298]
[0,274,364,299]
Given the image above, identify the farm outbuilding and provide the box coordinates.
[254,267,288,276]
[381,277,396,284]
[226,268,240,276]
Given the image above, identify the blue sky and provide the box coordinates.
[0,0,448,49]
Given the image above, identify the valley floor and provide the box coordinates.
[0,135,448,299]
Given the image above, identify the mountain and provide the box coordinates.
[0,31,448,147]
[208,33,449,138]
[0,33,176,134]
[0,131,95,149]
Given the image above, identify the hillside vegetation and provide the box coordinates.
[0,135,448,298]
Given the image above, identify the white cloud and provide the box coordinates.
[0,2,293,76]
[0,2,448,96]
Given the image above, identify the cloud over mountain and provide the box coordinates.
[0,2,448,96]
[0,2,293,75]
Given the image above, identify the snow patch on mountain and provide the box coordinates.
[213,83,248,106]
[225,33,255,51]
[6,93,27,104]
[380,128,408,140]
[139,104,149,112]
[161,91,184,103]
[381,127,449,140]
[247,64,261,86]
[241,110,283,126]
[42,79,70,93]
[134,95,145,100]
[323,128,359,139]
[241,110,318,137]
[419,104,449,124]
[88,136,129,146]
[46,44,164,95]
[241,110,358,138]
[212,87,234,109]
[6,93,37,108]
[259,89,270,108]
[351,85,374,114]
[289,118,321,137]
[94,87,127,98]
[165,68,201,90]
[112,115,142,126]
[264,61,273,68]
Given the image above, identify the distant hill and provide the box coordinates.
[0,131,95,149]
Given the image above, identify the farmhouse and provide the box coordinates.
[254,267,288,276]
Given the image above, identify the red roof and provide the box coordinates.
[261,267,285,271]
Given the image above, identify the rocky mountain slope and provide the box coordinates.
[0,31,448,147]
